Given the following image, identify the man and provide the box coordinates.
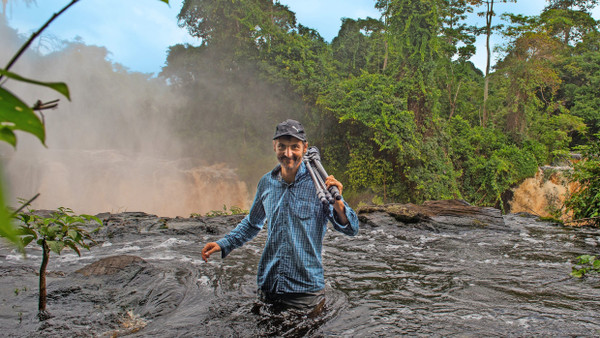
[201,119,359,313]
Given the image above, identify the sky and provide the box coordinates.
[2,0,599,76]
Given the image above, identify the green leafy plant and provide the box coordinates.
[15,207,102,319]
[564,132,600,226]
[571,254,600,278]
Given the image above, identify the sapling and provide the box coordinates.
[16,207,101,320]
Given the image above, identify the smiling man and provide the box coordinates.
[201,119,359,313]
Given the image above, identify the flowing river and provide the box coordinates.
[1,211,599,336]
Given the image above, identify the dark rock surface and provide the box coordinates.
[75,255,146,276]
[97,212,246,238]
[357,199,506,231]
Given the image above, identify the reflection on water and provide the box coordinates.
[1,212,600,336]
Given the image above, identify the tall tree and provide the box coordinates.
[542,0,599,45]
[494,32,563,136]
[438,0,480,120]
[331,17,386,76]
[474,0,517,127]
[376,0,442,126]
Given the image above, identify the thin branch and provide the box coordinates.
[0,0,80,81]
[10,193,41,217]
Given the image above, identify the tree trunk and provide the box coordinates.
[383,40,389,71]
[38,240,50,320]
[482,0,494,128]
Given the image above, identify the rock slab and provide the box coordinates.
[357,199,506,230]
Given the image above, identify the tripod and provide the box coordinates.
[303,146,342,205]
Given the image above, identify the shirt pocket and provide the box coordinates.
[294,195,319,220]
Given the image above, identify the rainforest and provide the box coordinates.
[157,0,600,220]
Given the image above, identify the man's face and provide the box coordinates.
[273,136,307,172]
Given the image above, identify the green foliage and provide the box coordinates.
[163,0,600,212]
[447,116,539,209]
[571,254,600,278]
[15,206,101,316]
[0,69,72,146]
[190,205,249,218]
[16,207,102,255]
[564,133,600,226]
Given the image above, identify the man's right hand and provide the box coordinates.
[201,242,221,262]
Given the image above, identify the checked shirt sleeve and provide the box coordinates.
[329,199,359,236]
[216,177,267,258]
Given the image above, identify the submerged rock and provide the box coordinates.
[75,255,146,276]
[357,199,506,230]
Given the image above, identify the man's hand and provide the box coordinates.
[325,175,349,225]
[201,242,221,262]
[325,175,343,196]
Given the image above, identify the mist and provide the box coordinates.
[0,18,252,217]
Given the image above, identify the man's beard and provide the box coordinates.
[278,155,301,169]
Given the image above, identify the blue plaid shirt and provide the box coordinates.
[216,161,359,294]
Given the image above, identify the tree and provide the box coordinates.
[473,0,517,127]
[561,31,600,136]
[439,0,477,60]
[331,17,387,76]
[493,31,563,137]
[543,0,599,45]
[436,1,483,120]
[375,0,442,126]
[16,207,101,319]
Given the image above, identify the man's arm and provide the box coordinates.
[325,175,359,235]
[202,176,267,261]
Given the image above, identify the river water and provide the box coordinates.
[1,211,599,337]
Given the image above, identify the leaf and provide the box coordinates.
[17,226,37,238]
[65,241,81,256]
[0,69,70,100]
[576,255,590,264]
[45,225,60,239]
[0,127,16,147]
[21,235,35,247]
[46,240,65,255]
[0,176,23,250]
[67,229,81,242]
[0,87,45,145]
[570,269,583,278]
[82,214,102,225]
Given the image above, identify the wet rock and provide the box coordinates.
[357,199,505,230]
[97,212,246,238]
[75,255,146,276]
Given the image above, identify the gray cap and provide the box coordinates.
[273,119,307,142]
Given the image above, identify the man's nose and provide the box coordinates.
[285,147,293,157]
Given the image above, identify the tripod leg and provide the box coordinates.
[312,159,342,200]
[304,160,329,205]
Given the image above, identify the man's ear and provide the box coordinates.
[303,142,308,154]
[273,140,277,152]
